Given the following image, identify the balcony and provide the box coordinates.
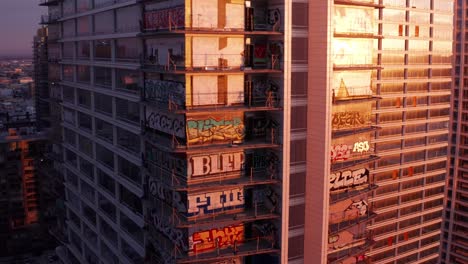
[329,211,377,235]
[144,109,281,153]
[144,81,281,113]
[40,14,60,25]
[140,7,283,36]
[330,184,378,204]
[142,53,282,74]
[331,155,379,172]
[146,164,279,192]
[332,126,379,138]
[176,237,278,263]
[147,197,279,229]
[334,0,385,8]
[39,0,62,6]
[327,237,374,264]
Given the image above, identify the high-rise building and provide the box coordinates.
[442,0,468,263]
[39,0,453,263]
[33,22,68,255]
[306,1,452,263]
[0,112,52,257]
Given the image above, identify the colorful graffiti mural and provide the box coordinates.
[145,79,185,108]
[186,113,245,145]
[145,6,185,30]
[146,109,186,138]
[187,188,244,217]
[148,178,186,212]
[189,224,244,254]
[330,168,369,191]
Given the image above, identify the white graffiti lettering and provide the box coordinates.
[353,141,370,153]
[329,168,369,191]
[187,188,244,217]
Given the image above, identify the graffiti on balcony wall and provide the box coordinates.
[146,110,186,138]
[145,6,185,30]
[330,133,372,162]
[145,145,186,175]
[334,6,374,34]
[212,258,242,264]
[252,186,280,212]
[332,111,370,130]
[330,168,369,191]
[330,144,351,162]
[346,200,368,216]
[251,78,280,106]
[186,114,245,145]
[149,209,188,251]
[187,188,244,217]
[189,224,244,254]
[353,141,370,153]
[189,151,244,177]
[267,9,281,26]
[328,229,367,251]
[148,178,186,212]
[145,79,185,108]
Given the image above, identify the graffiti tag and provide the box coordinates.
[145,79,185,108]
[146,111,186,138]
[187,188,244,217]
[189,152,244,177]
[148,178,186,212]
[353,141,370,153]
[346,200,368,216]
[332,111,369,130]
[330,144,351,162]
[144,6,185,30]
[189,224,244,254]
[330,168,369,191]
[149,209,188,251]
[145,145,186,175]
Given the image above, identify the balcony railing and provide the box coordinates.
[142,11,282,34]
[328,237,374,264]
[330,184,378,204]
[145,162,279,191]
[176,236,278,263]
[151,203,280,229]
[143,53,282,73]
[145,90,281,113]
[329,211,377,235]
[144,126,281,153]
[40,14,60,25]
[39,0,62,6]
[334,0,384,8]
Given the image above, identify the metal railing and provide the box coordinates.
[144,52,281,71]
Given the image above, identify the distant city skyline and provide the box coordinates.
[0,0,45,58]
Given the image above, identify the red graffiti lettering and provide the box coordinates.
[190,224,244,254]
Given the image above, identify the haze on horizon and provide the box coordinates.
[0,0,45,58]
